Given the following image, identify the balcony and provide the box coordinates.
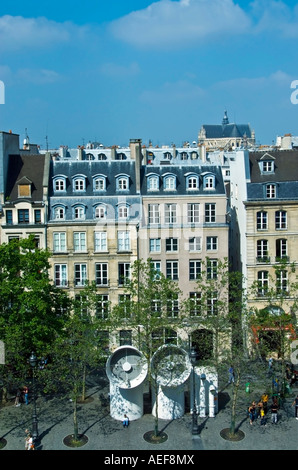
[256,256,270,264]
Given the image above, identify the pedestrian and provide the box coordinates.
[122,414,129,427]
[271,398,278,424]
[228,365,235,384]
[268,357,273,375]
[248,403,255,425]
[25,431,34,450]
[292,394,298,420]
[15,388,21,407]
[261,393,269,414]
[260,407,266,426]
[23,386,29,405]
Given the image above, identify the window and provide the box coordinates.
[74,205,85,220]
[205,203,216,223]
[18,209,29,224]
[95,205,106,219]
[149,238,161,252]
[167,293,179,317]
[151,261,161,280]
[148,204,160,224]
[54,264,68,287]
[165,204,177,224]
[187,203,199,223]
[54,178,66,191]
[118,294,131,318]
[276,270,288,295]
[74,263,87,287]
[206,236,218,251]
[120,330,132,346]
[187,175,198,189]
[258,271,269,296]
[207,291,218,315]
[166,238,178,252]
[74,232,86,251]
[6,210,12,225]
[276,239,287,261]
[189,292,202,317]
[117,231,130,251]
[266,184,276,198]
[163,175,176,190]
[262,161,274,173]
[34,209,41,224]
[151,295,161,317]
[96,294,109,319]
[152,328,177,349]
[275,211,287,230]
[118,263,130,285]
[118,204,129,219]
[73,177,86,192]
[189,237,201,251]
[189,260,201,280]
[257,211,268,230]
[147,175,159,191]
[166,260,178,280]
[257,239,269,262]
[95,263,108,286]
[207,259,217,279]
[95,232,107,251]
[54,206,65,220]
[117,176,129,190]
[53,232,66,252]
[204,175,215,189]
[93,177,106,191]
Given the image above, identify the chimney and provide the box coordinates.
[130,139,142,193]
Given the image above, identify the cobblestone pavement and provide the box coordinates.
[0,378,297,454]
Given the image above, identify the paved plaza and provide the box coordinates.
[0,375,297,454]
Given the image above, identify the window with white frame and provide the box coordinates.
[189,292,202,317]
[118,264,130,286]
[54,206,65,220]
[74,263,87,286]
[257,271,269,296]
[74,232,86,251]
[206,236,218,251]
[275,210,287,229]
[95,263,108,286]
[166,237,178,252]
[93,176,106,191]
[257,239,269,261]
[96,294,109,319]
[54,178,66,192]
[257,211,268,230]
[94,232,107,251]
[149,238,161,252]
[163,174,176,190]
[205,203,216,223]
[189,260,201,280]
[276,239,287,261]
[187,175,199,189]
[116,176,129,190]
[189,236,201,251]
[204,175,215,189]
[166,260,178,280]
[117,231,130,251]
[95,205,106,219]
[148,204,160,224]
[151,261,161,280]
[74,205,85,220]
[53,232,66,252]
[54,264,68,287]
[165,204,177,224]
[118,294,131,318]
[276,269,288,295]
[207,259,217,279]
[147,175,159,191]
[262,161,274,173]
[118,204,129,219]
[167,293,179,317]
[187,203,199,223]
[73,177,86,192]
[207,291,218,315]
[266,184,276,198]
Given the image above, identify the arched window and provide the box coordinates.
[163,174,176,190]
[93,175,106,191]
[116,175,129,191]
[94,205,106,220]
[53,176,66,192]
[53,205,65,220]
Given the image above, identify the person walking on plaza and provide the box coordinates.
[23,386,29,405]
[15,388,21,407]
[292,394,298,419]
[122,414,129,427]
[268,357,273,376]
[228,365,235,384]
[271,398,278,424]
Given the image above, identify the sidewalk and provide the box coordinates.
[1,382,297,452]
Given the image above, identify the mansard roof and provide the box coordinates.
[5,154,46,201]
[202,123,252,139]
[249,149,298,182]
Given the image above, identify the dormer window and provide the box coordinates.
[266,183,276,199]
[53,205,66,220]
[147,174,159,191]
[118,204,129,220]
[116,175,129,191]
[262,161,274,173]
[94,204,106,220]
[73,204,86,220]
[53,176,67,192]
[73,175,86,192]
[186,173,199,190]
[18,177,32,198]
[203,174,215,190]
[93,175,106,191]
[259,153,275,174]
[163,174,176,190]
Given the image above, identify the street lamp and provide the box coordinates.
[29,351,39,442]
[189,347,199,435]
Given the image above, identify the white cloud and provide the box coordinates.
[108,0,251,48]
[0,15,88,52]
[250,0,298,38]
[100,62,140,78]
[17,68,62,84]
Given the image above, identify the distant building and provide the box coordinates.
[198,111,255,151]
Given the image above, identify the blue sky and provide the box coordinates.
[0,0,298,149]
